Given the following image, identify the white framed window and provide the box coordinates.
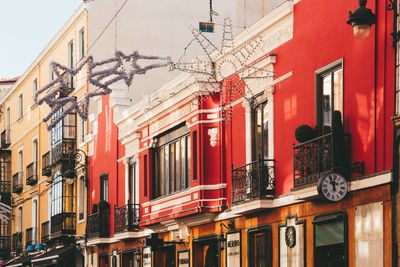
[78,176,85,221]
[32,78,38,102]
[18,94,23,119]
[79,28,85,59]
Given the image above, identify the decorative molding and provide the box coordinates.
[208,128,218,147]
[142,183,226,207]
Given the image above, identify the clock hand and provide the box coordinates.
[329,176,337,191]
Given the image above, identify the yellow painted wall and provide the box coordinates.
[1,6,89,251]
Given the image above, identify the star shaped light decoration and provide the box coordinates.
[35,51,172,130]
[173,16,275,119]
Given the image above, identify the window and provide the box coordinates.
[33,140,38,176]
[79,29,85,59]
[247,225,272,267]
[144,155,148,198]
[128,158,137,203]
[33,79,38,102]
[49,64,54,81]
[313,211,347,267]
[68,41,74,88]
[18,150,23,185]
[252,101,269,161]
[80,117,85,143]
[18,94,23,118]
[17,207,22,233]
[6,107,10,130]
[51,171,63,216]
[100,172,108,202]
[316,60,343,135]
[79,176,85,220]
[153,125,191,198]
[32,199,37,245]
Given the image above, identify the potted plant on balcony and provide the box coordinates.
[295,124,315,143]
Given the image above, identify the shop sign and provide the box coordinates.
[143,247,152,267]
[178,250,190,267]
[226,231,241,267]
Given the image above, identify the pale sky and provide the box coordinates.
[0,0,81,78]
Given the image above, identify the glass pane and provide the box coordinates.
[164,146,169,195]
[333,69,343,116]
[169,143,175,193]
[159,147,164,196]
[263,104,269,160]
[175,141,181,191]
[187,135,191,188]
[315,220,344,247]
[256,108,263,160]
[322,74,332,129]
[181,138,186,189]
[256,235,266,267]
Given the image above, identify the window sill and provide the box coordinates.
[17,116,23,122]
[146,187,192,205]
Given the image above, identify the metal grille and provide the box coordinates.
[231,159,275,204]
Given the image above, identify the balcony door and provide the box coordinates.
[252,101,269,161]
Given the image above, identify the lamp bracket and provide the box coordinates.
[388,0,400,48]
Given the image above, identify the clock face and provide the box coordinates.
[318,173,348,202]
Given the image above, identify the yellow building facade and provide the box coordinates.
[1,5,89,266]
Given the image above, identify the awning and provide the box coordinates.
[7,254,38,267]
[31,246,75,267]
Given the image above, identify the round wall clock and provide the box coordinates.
[317,172,348,202]
[285,226,296,248]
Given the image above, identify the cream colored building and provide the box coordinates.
[2,5,89,266]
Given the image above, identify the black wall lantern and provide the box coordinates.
[347,0,377,41]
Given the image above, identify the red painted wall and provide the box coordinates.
[226,0,394,195]
[89,94,126,236]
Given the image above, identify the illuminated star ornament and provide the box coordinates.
[35,51,172,130]
[173,16,275,119]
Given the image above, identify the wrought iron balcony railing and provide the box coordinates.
[26,162,38,186]
[25,227,36,247]
[50,212,76,238]
[293,132,351,188]
[42,151,52,177]
[41,221,49,243]
[114,203,140,233]
[231,159,275,204]
[1,129,10,148]
[87,209,110,239]
[12,172,23,194]
[12,232,22,253]
[51,139,76,164]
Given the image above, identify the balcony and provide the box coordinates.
[41,221,49,243]
[114,204,140,233]
[231,159,275,204]
[293,132,351,188]
[59,72,74,98]
[1,129,10,148]
[26,162,38,186]
[12,232,22,253]
[87,209,110,239]
[51,139,76,165]
[25,227,36,247]
[0,181,11,195]
[12,172,23,194]
[42,151,52,177]
[50,212,76,238]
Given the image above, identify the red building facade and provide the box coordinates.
[87,0,395,266]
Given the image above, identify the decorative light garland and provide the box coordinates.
[173,16,274,120]
[35,51,172,130]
